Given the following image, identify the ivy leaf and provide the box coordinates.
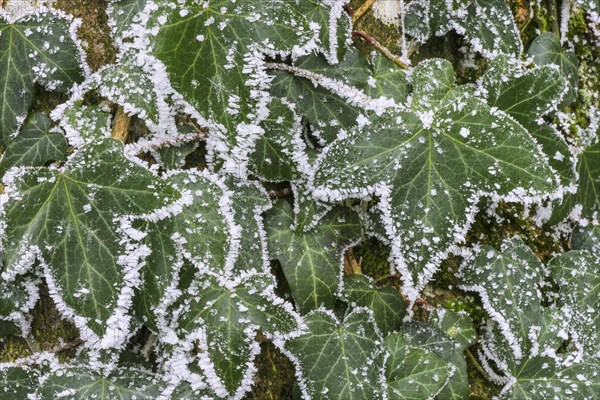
[170,273,301,398]
[458,238,545,359]
[0,274,39,337]
[342,274,405,335]
[571,224,600,253]
[284,308,385,400]
[248,99,308,182]
[395,321,470,400]
[314,60,556,296]
[0,9,85,148]
[482,56,566,126]
[0,366,38,399]
[56,102,111,146]
[265,200,362,314]
[528,33,579,106]
[428,308,476,351]
[148,0,316,166]
[40,366,163,399]
[364,54,409,102]
[384,326,453,400]
[462,0,522,58]
[0,138,180,345]
[551,138,600,224]
[269,48,372,145]
[550,249,599,355]
[291,182,333,233]
[154,132,198,170]
[0,112,67,177]
[132,171,233,331]
[107,0,148,44]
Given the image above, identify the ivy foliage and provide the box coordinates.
[0,0,598,399]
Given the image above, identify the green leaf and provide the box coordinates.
[0,112,67,177]
[394,322,470,400]
[428,307,476,351]
[171,273,300,398]
[40,366,164,399]
[285,308,385,400]
[291,182,333,233]
[56,102,111,146]
[148,0,316,165]
[551,139,600,224]
[550,250,599,354]
[482,57,566,126]
[459,237,545,359]
[342,275,405,335]
[571,224,600,253]
[314,60,556,296]
[0,366,38,399]
[269,49,370,146]
[0,274,39,337]
[248,99,307,182]
[0,9,85,148]
[463,0,522,58]
[364,54,409,102]
[384,327,453,400]
[528,33,579,106]
[265,200,362,314]
[108,0,148,43]
[132,171,232,331]
[154,125,198,170]
[0,138,180,343]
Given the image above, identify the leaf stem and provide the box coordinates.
[351,31,409,69]
[466,348,490,380]
[111,106,131,143]
[548,0,560,34]
[352,0,376,23]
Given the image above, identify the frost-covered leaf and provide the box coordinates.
[269,49,371,146]
[108,0,148,44]
[155,138,198,170]
[57,102,111,145]
[459,238,545,359]
[342,274,405,335]
[528,33,579,106]
[395,322,470,400]
[291,182,333,233]
[248,99,308,182]
[482,57,566,126]
[170,273,300,398]
[571,224,600,253]
[549,250,599,355]
[384,326,453,400]
[462,0,522,58]
[404,0,522,58]
[314,60,556,296]
[132,171,232,330]
[551,138,600,224]
[428,308,476,351]
[0,112,67,177]
[265,200,362,313]
[0,8,85,148]
[147,0,316,166]
[0,274,39,337]
[40,366,163,399]
[0,138,180,345]
[285,308,385,400]
[364,54,409,102]
[0,366,38,399]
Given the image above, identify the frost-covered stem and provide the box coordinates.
[352,0,376,23]
[351,31,409,69]
[559,0,571,43]
[112,106,131,143]
[548,0,560,35]
[466,348,490,380]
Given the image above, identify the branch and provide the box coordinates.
[111,106,131,143]
[352,0,376,23]
[352,31,409,69]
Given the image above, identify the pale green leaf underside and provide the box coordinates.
[0,10,84,148]
[265,200,362,314]
[285,309,385,400]
[1,138,179,337]
[0,112,67,177]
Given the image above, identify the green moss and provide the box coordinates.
[54,0,117,71]
[353,236,392,280]
[245,342,296,400]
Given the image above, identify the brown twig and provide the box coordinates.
[111,106,131,143]
[352,31,409,69]
[352,0,376,23]
[343,248,362,275]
